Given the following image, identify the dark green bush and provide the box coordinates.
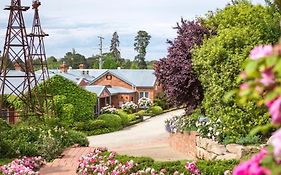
[66,130,89,146]
[222,135,261,145]
[116,110,129,126]
[0,118,11,132]
[97,114,122,130]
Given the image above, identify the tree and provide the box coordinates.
[154,19,211,113]
[134,30,151,69]
[192,2,281,138]
[265,0,281,13]
[47,56,60,69]
[110,32,121,60]
[102,53,118,69]
[61,49,87,68]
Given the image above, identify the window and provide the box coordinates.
[139,92,149,98]
[131,97,134,101]
[106,75,112,80]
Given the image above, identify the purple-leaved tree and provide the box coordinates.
[154,19,212,113]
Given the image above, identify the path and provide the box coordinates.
[40,109,193,175]
[88,108,194,161]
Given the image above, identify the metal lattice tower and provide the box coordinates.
[28,0,53,115]
[0,0,43,117]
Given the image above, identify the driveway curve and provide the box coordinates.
[88,109,195,161]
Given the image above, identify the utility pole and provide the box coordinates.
[98,36,104,69]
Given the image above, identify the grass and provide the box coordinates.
[0,158,13,166]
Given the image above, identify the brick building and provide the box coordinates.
[47,64,162,113]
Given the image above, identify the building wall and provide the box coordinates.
[92,73,133,90]
[111,93,138,108]
[92,73,163,103]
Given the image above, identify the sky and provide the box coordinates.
[0,0,265,61]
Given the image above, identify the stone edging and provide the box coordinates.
[169,132,261,161]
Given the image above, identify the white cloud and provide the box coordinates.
[0,0,265,60]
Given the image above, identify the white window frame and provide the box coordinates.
[139,91,149,99]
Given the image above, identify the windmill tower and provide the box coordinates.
[28,0,52,115]
[0,0,44,118]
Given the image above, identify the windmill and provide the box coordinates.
[0,0,51,120]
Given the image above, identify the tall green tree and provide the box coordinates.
[110,32,121,60]
[134,30,151,69]
[61,49,87,68]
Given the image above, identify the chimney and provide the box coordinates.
[59,62,68,73]
[14,63,22,71]
[79,64,85,69]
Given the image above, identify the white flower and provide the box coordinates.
[207,133,211,137]
[215,131,220,136]
[208,127,213,131]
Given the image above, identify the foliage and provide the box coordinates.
[148,106,163,115]
[77,147,239,175]
[154,19,211,114]
[153,92,170,110]
[97,114,123,130]
[192,2,281,139]
[37,75,97,122]
[102,53,119,69]
[127,114,137,122]
[101,105,117,114]
[116,109,129,126]
[222,135,261,145]
[121,101,138,114]
[61,49,87,68]
[110,31,121,60]
[0,119,10,132]
[134,30,151,69]
[0,125,88,161]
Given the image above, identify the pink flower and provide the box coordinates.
[240,83,249,90]
[260,68,275,87]
[271,129,281,161]
[250,45,273,60]
[266,96,281,125]
[233,148,270,175]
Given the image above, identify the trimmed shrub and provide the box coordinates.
[149,106,163,115]
[116,110,129,126]
[37,75,97,122]
[127,114,137,122]
[153,92,170,110]
[97,114,122,130]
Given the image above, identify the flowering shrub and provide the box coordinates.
[165,115,197,133]
[122,101,138,113]
[101,105,117,114]
[185,162,201,175]
[138,97,152,109]
[78,147,207,175]
[196,118,224,141]
[0,156,45,175]
[233,43,281,174]
[0,125,88,161]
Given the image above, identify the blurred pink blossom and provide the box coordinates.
[250,45,273,60]
[260,68,275,87]
[266,96,281,125]
[271,129,281,162]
